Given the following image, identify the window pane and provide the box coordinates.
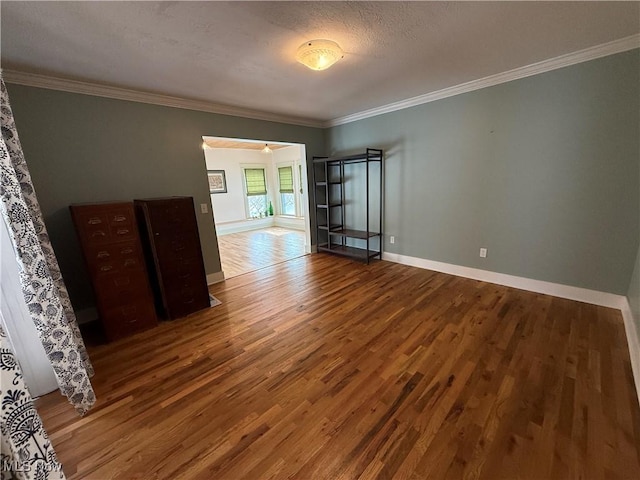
[247,194,267,218]
[278,166,294,193]
[281,193,295,215]
[245,168,267,196]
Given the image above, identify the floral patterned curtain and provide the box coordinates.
[0,75,95,415]
[1,324,65,480]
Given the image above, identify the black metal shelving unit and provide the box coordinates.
[312,148,383,263]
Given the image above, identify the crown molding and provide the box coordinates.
[3,34,638,130]
[327,34,640,127]
[1,70,324,129]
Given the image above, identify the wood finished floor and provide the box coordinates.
[217,226,306,279]
[36,254,640,479]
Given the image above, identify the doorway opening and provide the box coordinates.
[202,136,311,279]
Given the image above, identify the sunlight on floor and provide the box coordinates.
[217,227,306,279]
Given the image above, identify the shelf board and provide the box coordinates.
[313,150,383,165]
[315,181,342,186]
[318,224,343,231]
[318,244,381,260]
[316,203,342,208]
[328,228,380,239]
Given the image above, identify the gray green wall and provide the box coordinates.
[327,50,640,295]
[6,85,324,310]
[6,49,639,313]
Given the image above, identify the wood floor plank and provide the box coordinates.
[34,254,640,479]
[217,226,306,278]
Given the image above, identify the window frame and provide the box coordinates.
[241,164,270,219]
[277,164,296,216]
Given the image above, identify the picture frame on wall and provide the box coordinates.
[207,170,227,194]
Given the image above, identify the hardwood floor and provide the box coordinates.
[36,254,640,479]
[217,227,306,278]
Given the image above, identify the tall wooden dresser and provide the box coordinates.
[70,202,158,341]
[134,197,210,319]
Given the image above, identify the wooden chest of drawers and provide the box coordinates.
[134,197,210,319]
[70,202,158,341]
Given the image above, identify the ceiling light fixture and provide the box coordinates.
[262,144,272,154]
[296,39,343,71]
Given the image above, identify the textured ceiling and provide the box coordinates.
[2,1,639,123]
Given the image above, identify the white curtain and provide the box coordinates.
[0,76,95,413]
[0,75,96,476]
[0,324,65,480]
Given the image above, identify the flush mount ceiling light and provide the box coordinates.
[262,144,272,154]
[296,39,344,71]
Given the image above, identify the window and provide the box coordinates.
[244,168,268,218]
[278,166,295,216]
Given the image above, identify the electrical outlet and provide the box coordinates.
[390,236,395,244]
[200,203,208,214]
[479,247,487,258]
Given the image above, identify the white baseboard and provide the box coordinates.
[215,218,274,236]
[274,216,305,231]
[75,307,98,325]
[382,251,639,406]
[620,298,640,407]
[381,252,625,309]
[206,271,225,285]
[215,216,306,236]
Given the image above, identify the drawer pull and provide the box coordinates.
[112,215,127,222]
[183,298,195,304]
[100,265,113,272]
[127,318,139,324]
[116,229,130,235]
[88,217,102,225]
[115,277,131,286]
[121,306,137,315]
[91,230,107,237]
[178,273,191,280]
[121,248,134,255]
[96,251,110,259]
[124,259,136,267]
